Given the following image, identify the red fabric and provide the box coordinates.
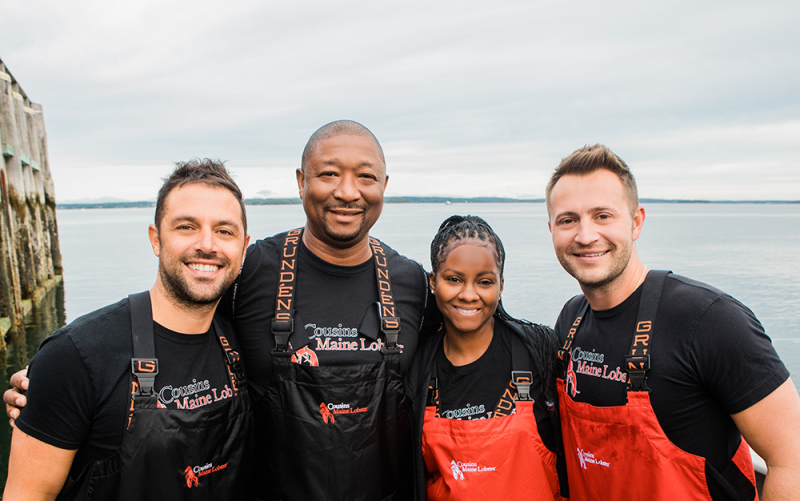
[422,400,560,501]
[558,378,757,500]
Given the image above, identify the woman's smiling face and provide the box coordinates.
[430,241,503,339]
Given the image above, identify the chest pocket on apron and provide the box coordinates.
[257,230,412,501]
[556,271,758,501]
[59,291,255,501]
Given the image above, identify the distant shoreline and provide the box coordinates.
[56,197,800,210]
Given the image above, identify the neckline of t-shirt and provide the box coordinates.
[436,321,509,375]
[153,321,214,345]
[299,239,375,276]
[591,279,645,320]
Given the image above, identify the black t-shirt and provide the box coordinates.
[220,231,431,400]
[555,272,789,472]
[434,321,516,420]
[16,298,236,478]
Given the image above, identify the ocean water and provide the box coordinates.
[45,202,800,378]
[0,202,798,488]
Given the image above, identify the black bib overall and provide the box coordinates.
[59,291,255,501]
[257,230,412,500]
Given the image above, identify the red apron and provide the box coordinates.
[421,400,561,501]
[558,271,758,501]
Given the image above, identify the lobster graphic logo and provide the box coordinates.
[566,353,580,398]
[184,466,200,488]
[320,403,336,424]
[291,346,319,367]
[450,460,464,481]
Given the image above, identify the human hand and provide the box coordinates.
[4,368,29,427]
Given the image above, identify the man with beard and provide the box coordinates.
[6,121,433,500]
[546,144,800,500]
[4,160,254,500]
[218,120,431,500]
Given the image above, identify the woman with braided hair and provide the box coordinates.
[406,215,565,501]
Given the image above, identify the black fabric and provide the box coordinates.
[222,232,431,402]
[554,272,789,474]
[17,297,241,482]
[221,231,431,500]
[406,314,560,501]
[433,321,516,420]
[260,352,411,500]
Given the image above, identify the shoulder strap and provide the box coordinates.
[271,229,302,353]
[625,270,670,392]
[557,300,589,376]
[127,291,158,429]
[369,237,401,352]
[214,317,245,395]
[129,291,158,396]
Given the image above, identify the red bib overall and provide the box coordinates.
[557,271,758,501]
[422,400,560,500]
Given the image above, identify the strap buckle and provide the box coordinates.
[131,358,159,396]
[512,371,534,401]
[271,318,293,352]
[625,354,651,392]
[426,377,439,407]
[381,317,401,351]
[225,349,246,383]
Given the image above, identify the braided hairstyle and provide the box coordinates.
[430,215,505,277]
[430,214,558,405]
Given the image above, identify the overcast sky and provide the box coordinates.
[2,0,798,202]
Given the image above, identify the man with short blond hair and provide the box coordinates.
[546,144,800,500]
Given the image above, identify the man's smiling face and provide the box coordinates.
[297,134,388,249]
[548,169,643,293]
[151,183,249,307]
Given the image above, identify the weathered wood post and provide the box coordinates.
[0,57,62,343]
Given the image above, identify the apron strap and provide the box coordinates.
[625,270,670,392]
[368,238,401,353]
[270,231,404,357]
[129,291,158,396]
[271,228,302,353]
[509,330,534,402]
[214,317,246,395]
[127,291,158,429]
[558,301,589,378]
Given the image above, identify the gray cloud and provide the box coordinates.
[2,0,798,201]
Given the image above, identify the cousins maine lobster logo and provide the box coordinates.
[319,401,369,423]
[182,461,229,488]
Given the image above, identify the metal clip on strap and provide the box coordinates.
[271,319,293,352]
[625,354,651,392]
[225,349,245,381]
[131,358,159,396]
[512,371,534,401]
[381,317,400,350]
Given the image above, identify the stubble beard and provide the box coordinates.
[158,253,233,309]
[559,242,633,294]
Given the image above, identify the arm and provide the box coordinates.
[3,427,77,500]
[4,368,29,426]
[731,378,800,501]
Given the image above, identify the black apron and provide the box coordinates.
[257,230,412,500]
[59,291,255,501]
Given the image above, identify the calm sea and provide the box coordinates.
[1,202,798,487]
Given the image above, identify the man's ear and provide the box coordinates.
[632,205,646,241]
[148,224,161,257]
[296,168,306,199]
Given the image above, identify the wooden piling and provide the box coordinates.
[0,57,62,345]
